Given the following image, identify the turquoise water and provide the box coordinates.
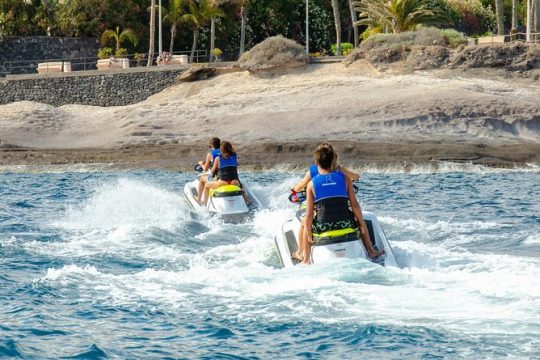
[1,166,539,359]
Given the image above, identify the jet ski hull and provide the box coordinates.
[274,211,397,267]
[183,178,260,220]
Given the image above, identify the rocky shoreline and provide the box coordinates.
[1,141,539,172]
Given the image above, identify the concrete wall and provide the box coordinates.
[0,66,186,107]
[0,36,100,75]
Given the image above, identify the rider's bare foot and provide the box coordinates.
[369,249,385,259]
[292,251,304,262]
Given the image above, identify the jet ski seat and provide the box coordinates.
[210,185,244,198]
[312,220,378,247]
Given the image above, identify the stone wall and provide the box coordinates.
[0,36,100,75]
[0,67,186,107]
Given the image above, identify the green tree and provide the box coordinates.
[330,0,342,55]
[55,0,142,38]
[161,0,187,54]
[355,0,451,33]
[148,0,156,65]
[494,0,504,34]
[348,0,359,46]
[35,0,60,36]
[181,0,221,62]
[227,0,251,56]
[101,26,138,50]
[0,0,38,36]
[208,0,225,61]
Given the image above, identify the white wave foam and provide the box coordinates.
[264,161,540,175]
[0,163,118,174]
[23,178,197,261]
[38,241,540,336]
[56,178,189,231]
[524,234,540,246]
[26,172,540,339]
[0,236,18,248]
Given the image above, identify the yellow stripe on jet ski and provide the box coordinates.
[214,185,241,193]
[313,227,357,238]
[209,184,242,198]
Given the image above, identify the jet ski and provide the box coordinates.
[274,189,397,268]
[183,166,261,220]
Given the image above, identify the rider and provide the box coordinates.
[195,137,221,204]
[199,137,221,171]
[201,141,248,205]
[291,143,359,261]
[303,144,383,265]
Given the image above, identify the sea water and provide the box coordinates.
[1,165,539,359]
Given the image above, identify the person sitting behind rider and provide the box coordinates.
[195,137,221,204]
[199,137,221,172]
[200,141,248,205]
[291,143,359,261]
[303,144,383,264]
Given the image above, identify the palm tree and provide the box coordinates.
[208,0,225,61]
[237,0,251,57]
[161,0,188,54]
[348,0,359,47]
[331,0,342,55]
[495,0,504,35]
[148,0,156,66]
[355,0,450,34]
[511,0,518,31]
[534,0,540,32]
[181,0,219,62]
[100,26,139,51]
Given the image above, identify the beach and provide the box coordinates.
[1,63,539,169]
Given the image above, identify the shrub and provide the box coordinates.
[211,47,223,61]
[97,47,113,59]
[446,0,496,36]
[238,35,308,72]
[361,27,382,41]
[361,27,467,49]
[211,48,223,57]
[331,42,354,56]
[440,29,468,47]
[413,27,449,46]
[134,53,146,66]
[115,47,128,58]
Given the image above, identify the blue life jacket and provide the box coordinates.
[209,148,221,166]
[309,164,318,180]
[218,153,239,181]
[312,170,352,226]
[313,171,348,202]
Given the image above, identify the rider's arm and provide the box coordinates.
[201,153,212,171]
[305,183,315,243]
[210,157,219,177]
[292,171,311,192]
[341,166,360,181]
[347,177,372,249]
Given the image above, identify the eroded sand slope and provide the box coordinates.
[1,63,539,149]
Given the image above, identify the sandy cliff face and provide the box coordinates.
[0,63,539,149]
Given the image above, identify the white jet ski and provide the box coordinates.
[274,192,397,267]
[183,175,261,220]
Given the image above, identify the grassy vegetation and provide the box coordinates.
[361,27,468,49]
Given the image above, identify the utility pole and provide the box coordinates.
[306,0,309,55]
[159,0,163,56]
[527,0,532,42]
